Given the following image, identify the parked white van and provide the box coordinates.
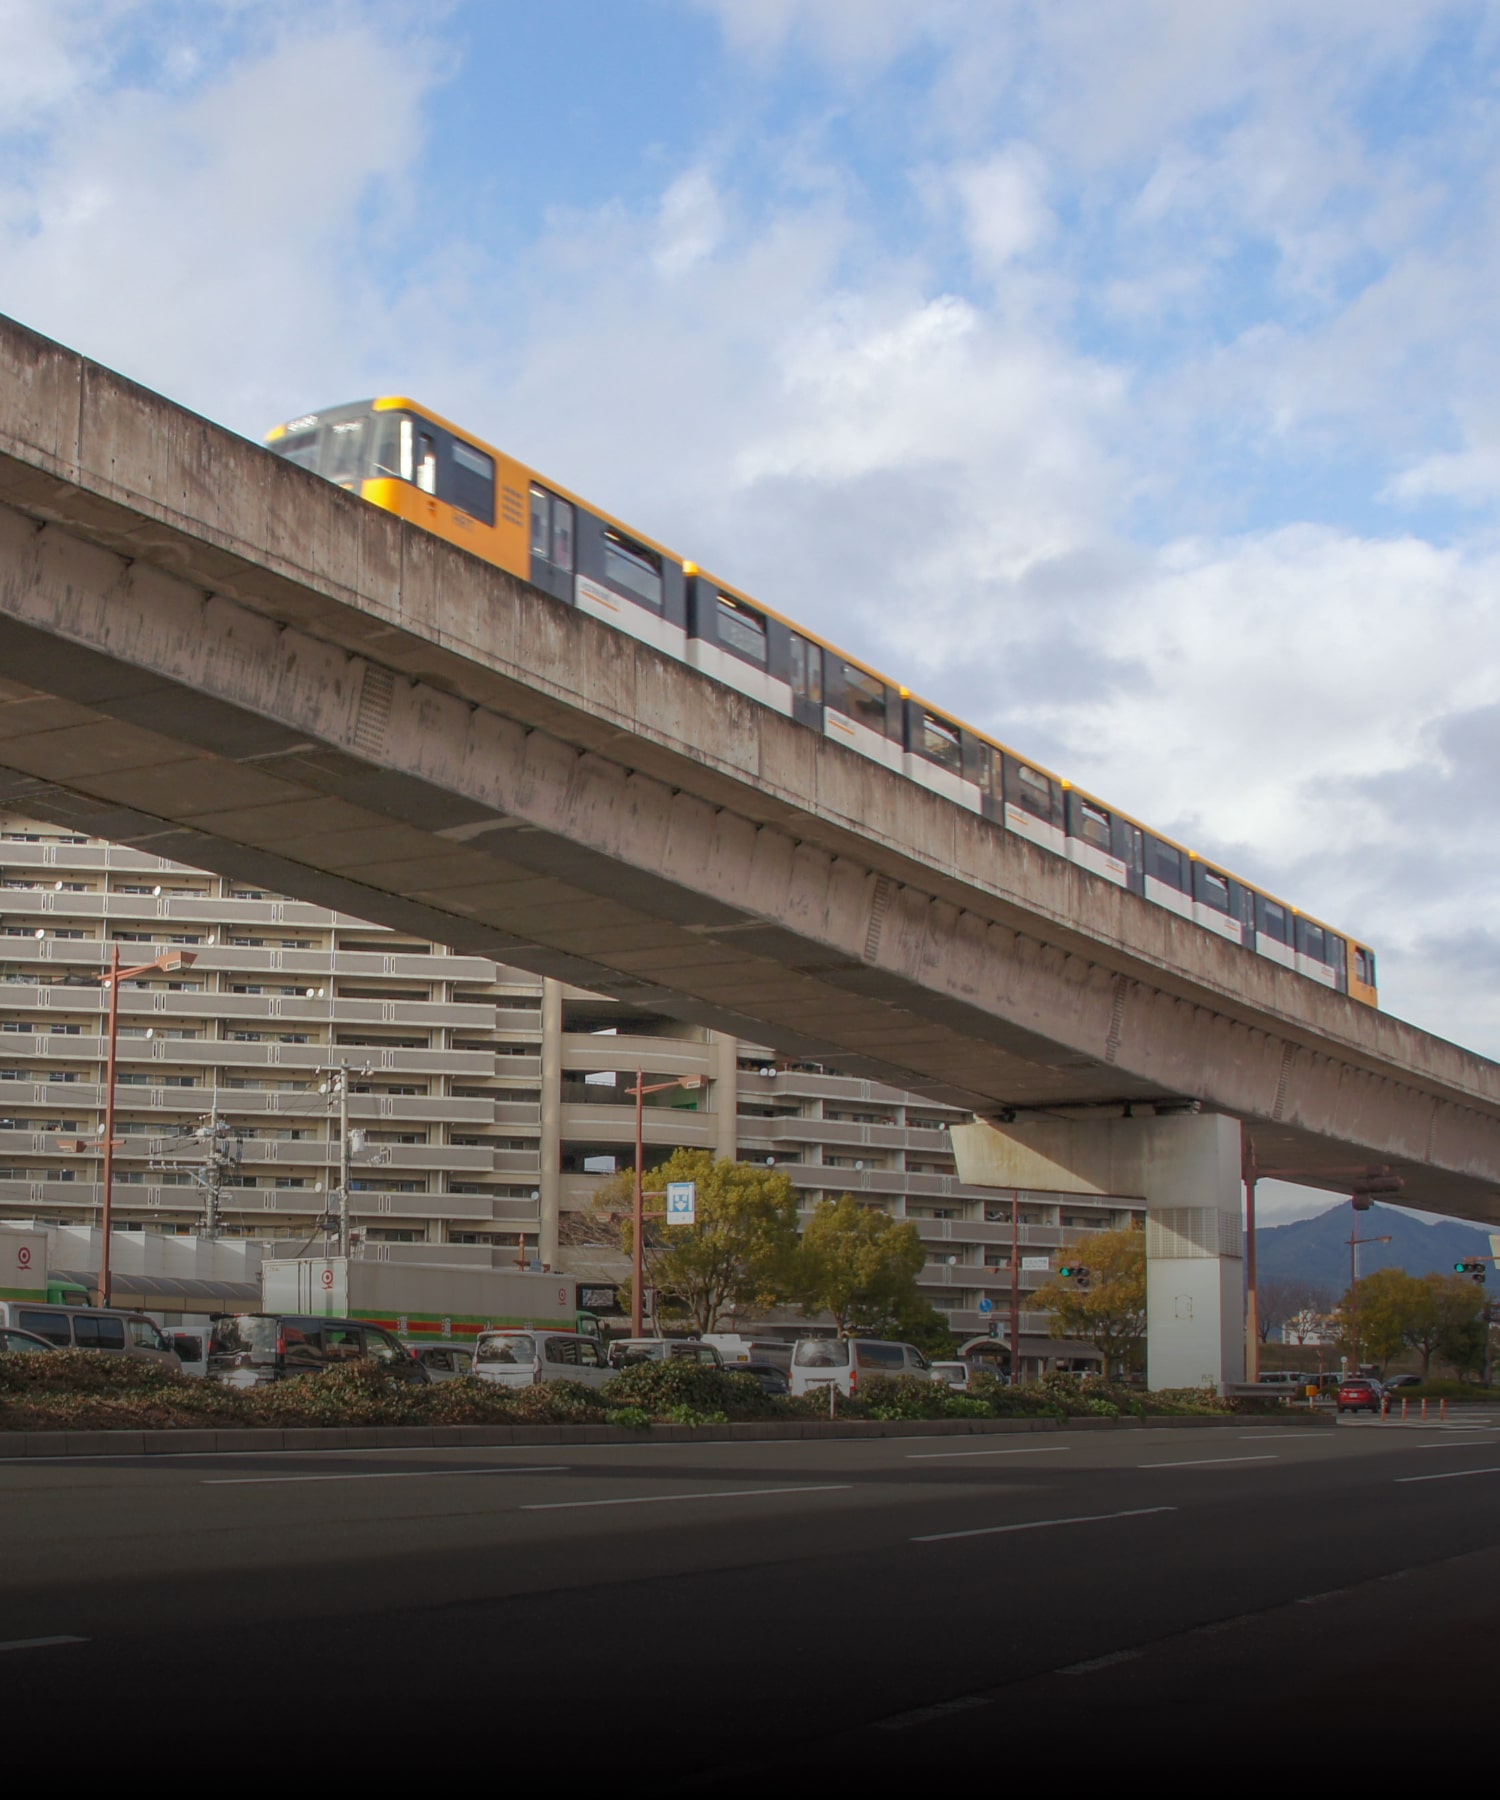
[606,1337,723,1370]
[701,1334,791,1371]
[472,1329,612,1389]
[789,1337,933,1396]
[0,1300,177,1370]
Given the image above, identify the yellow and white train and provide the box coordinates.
[267,396,1379,1007]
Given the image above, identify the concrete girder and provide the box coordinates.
[1,317,1500,1223]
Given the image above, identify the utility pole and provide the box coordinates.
[147,1090,239,1240]
[1010,1189,1022,1386]
[337,1067,351,1258]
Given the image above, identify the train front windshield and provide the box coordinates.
[268,407,392,489]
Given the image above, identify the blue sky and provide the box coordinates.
[5,0,1500,1223]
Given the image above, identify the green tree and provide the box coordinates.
[1029,1225,1147,1374]
[596,1150,799,1333]
[794,1195,927,1336]
[1337,1267,1426,1367]
[1431,1274,1489,1381]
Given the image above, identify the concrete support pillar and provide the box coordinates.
[949,1112,1245,1392]
[537,977,563,1270]
[712,1030,739,1165]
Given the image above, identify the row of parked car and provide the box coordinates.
[0,1300,981,1398]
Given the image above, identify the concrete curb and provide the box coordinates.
[0,1411,1332,1459]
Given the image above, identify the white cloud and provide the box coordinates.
[653,168,727,278]
[951,145,1053,277]
[0,6,442,429]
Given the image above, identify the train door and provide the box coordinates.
[788,633,825,732]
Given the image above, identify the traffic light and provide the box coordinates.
[1059,1264,1091,1286]
[1454,1260,1488,1284]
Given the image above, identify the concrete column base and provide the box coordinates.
[949,1111,1245,1392]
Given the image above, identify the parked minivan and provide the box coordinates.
[472,1329,612,1388]
[789,1338,932,1396]
[606,1337,724,1371]
[0,1300,177,1369]
[206,1314,429,1387]
[701,1334,791,1371]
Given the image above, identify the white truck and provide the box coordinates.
[260,1258,620,1350]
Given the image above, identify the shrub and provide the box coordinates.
[0,1349,187,1395]
[600,1361,778,1419]
[857,1375,962,1420]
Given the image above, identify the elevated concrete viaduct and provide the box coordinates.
[0,316,1496,1385]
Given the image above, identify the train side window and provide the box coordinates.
[975,744,997,796]
[1298,919,1327,962]
[551,498,574,570]
[450,438,496,525]
[790,635,823,703]
[1147,838,1188,891]
[921,713,962,772]
[326,420,366,486]
[530,486,550,558]
[717,594,768,663]
[603,529,663,608]
[416,433,438,495]
[1076,798,1111,849]
[1199,868,1231,913]
[1014,763,1055,821]
[842,664,889,732]
[1355,946,1377,986]
[1257,896,1290,943]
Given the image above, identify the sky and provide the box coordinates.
[3,0,1500,1225]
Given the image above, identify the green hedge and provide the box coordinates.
[0,1351,1254,1432]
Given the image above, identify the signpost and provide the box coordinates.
[1021,1256,1050,1272]
[666,1181,697,1225]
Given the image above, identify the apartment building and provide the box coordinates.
[0,818,1144,1340]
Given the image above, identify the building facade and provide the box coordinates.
[0,818,1143,1341]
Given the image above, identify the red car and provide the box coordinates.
[1336,1377,1385,1415]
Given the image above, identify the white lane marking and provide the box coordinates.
[876,1695,992,1731]
[1295,1588,1348,1606]
[1139,1454,1278,1469]
[0,1636,89,1653]
[1420,1440,1500,1450]
[1236,1431,1337,1440]
[912,1505,1176,1544]
[1059,1648,1143,1675]
[1396,1465,1500,1485]
[906,1446,1072,1461]
[203,1463,567,1486]
[523,1482,852,1512]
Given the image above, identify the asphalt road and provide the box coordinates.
[5,1419,1498,1779]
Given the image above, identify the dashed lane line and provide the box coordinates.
[912,1505,1176,1544]
[906,1446,1072,1461]
[1396,1465,1500,1485]
[1138,1454,1278,1469]
[204,1464,568,1486]
[522,1483,853,1512]
[0,1636,89,1654]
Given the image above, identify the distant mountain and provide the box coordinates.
[1256,1203,1493,1297]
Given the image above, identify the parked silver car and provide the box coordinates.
[472,1329,612,1388]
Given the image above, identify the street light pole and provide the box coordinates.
[1010,1189,1022,1385]
[1243,1145,1260,1383]
[98,944,122,1308]
[1346,1224,1393,1371]
[624,1069,708,1337]
[633,1066,645,1338]
[79,943,196,1308]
